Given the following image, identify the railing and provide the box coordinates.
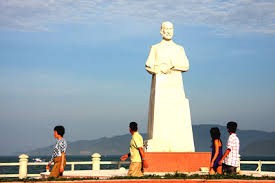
[0,162,20,178]
[240,160,275,173]
[0,153,130,179]
[0,154,274,179]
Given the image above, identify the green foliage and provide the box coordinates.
[110,172,275,180]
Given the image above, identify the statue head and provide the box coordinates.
[160,21,174,40]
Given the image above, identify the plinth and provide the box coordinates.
[144,152,211,173]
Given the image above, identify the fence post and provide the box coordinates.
[18,154,29,179]
[258,160,262,173]
[92,153,101,170]
[237,154,241,173]
[71,163,75,171]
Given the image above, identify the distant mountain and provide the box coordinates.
[241,139,275,156]
[25,124,275,156]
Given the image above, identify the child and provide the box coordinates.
[46,125,67,178]
[209,127,223,174]
[219,121,240,174]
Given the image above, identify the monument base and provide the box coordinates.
[144,152,211,173]
[145,139,195,152]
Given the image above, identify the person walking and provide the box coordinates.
[209,127,223,174]
[219,121,240,174]
[46,125,67,178]
[120,122,148,176]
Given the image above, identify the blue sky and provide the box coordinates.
[0,0,275,155]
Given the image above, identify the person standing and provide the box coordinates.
[209,127,223,174]
[120,122,148,177]
[46,125,67,178]
[219,121,240,174]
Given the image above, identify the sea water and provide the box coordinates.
[0,155,274,174]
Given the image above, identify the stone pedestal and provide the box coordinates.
[144,152,211,173]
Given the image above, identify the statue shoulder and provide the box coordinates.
[148,43,161,52]
[173,42,184,49]
[151,43,161,48]
[174,43,187,53]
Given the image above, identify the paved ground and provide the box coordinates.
[40,169,275,179]
[40,168,128,179]
[239,170,275,177]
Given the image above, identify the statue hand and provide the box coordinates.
[153,65,161,74]
[160,63,172,74]
[146,66,160,74]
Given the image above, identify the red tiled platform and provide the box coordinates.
[144,152,211,173]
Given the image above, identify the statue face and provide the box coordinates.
[161,22,174,40]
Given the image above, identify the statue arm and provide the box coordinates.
[145,46,158,74]
[171,47,189,72]
[145,66,156,74]
[172,65,189,72]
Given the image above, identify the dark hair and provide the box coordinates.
[210,127,221,141]
[129,122,138,131]
[54,125,65,137]
[227,121,237,133]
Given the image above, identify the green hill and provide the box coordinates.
[26,124,275,156]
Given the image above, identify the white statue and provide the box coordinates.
[145,21,195,152]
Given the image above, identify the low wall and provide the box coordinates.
[144,152,211,172]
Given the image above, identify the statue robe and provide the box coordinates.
[145,40,195,152]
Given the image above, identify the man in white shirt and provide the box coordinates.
[219,121,240,174]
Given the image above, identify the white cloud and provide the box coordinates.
[0,0,274,34]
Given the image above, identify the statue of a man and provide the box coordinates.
[146,21,189,75]
[145,21,195,152]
